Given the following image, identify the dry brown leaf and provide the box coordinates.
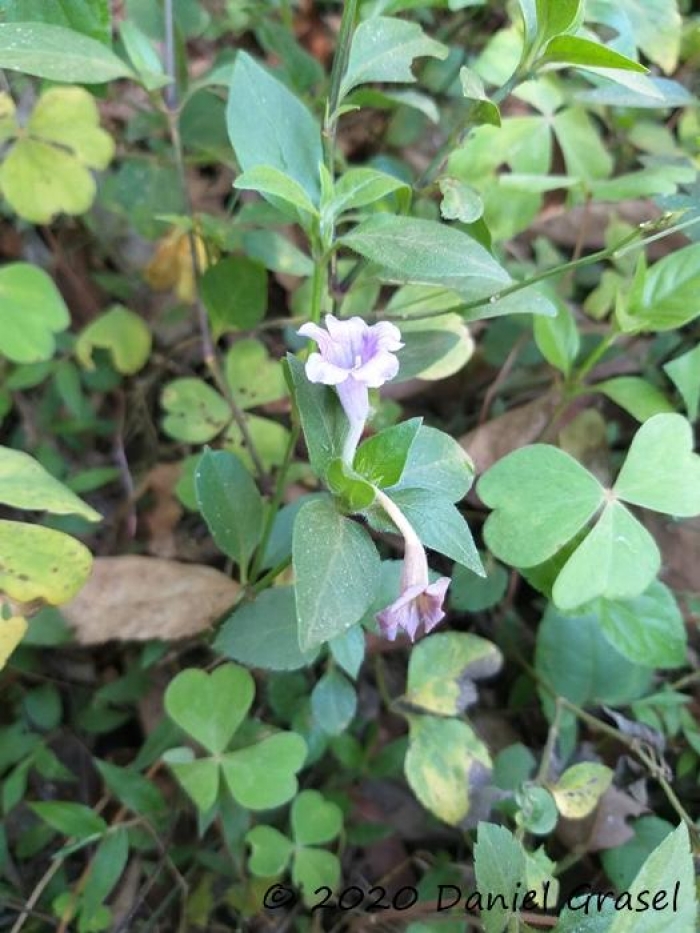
[140,463,183,559]
[643,515,700,595]
[461,393,560,476]
[557,786,647,854]
[62,556,239,644]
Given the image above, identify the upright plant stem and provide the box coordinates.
[161,0,266,484]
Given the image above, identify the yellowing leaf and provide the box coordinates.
[0,615,27,670]
[0,87,114,223]
[0,91,17,141]
[144,229,209,302]
[0,520,93,605]
[550,762,613,819]
[0,446,101,521]
[75,305,152,375]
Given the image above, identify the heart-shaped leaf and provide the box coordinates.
[550,763,613,819]
[75,306,151,375]
[0,520,93,605]
[164,664,254,755]
[221,732,307,810]
[292,848,341,903]
[552,501,660,611]
[406,632,503,716]
[0,447,100,521]
[163,748,220,812]
[404,714,492,825]
[0,262,70,364]
[223,414,291,472]
[225,339,287,409]
[246,825,294,877]
[613,414,700,517]
[479,445,605,568]
[161,378,230,444]
[291,790,343,846]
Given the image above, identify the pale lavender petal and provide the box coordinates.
[336,377,369,425]
[372,321,404,352]
[298,322,332,356]
[377,584,424,641]
[354,349,400,387]
[305,353,349,386]
[421,577,451,633]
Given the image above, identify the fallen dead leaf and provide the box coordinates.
[140,463,183,559]
[642,515,700,595]
[557,786,647,854]
[62,556,239,644]
[461,393,560,475]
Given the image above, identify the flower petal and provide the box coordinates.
[372,321,404,352]
[336,378,370,424]
[305,353,349,386]
[354,349,400,387]
[298,322,332,356]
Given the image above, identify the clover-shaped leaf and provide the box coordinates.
[478,446,605,568]
[0,262,70,364]
[224,339,287,410]
[291,790,343,846]
[552,501,660,611]
[246,825,294,877]
[75,306,152,376]
[161,378,231,443]
[164,664,254,755]
[613,413,700,517]
[162,748,220,813]
[405,632,503,716]
[221,732,307,810]
[0,520,93,605]
[550,763,613,820]
[292,848,341,899]
[0,87,114,223]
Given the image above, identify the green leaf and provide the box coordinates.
[550,762,613,819]
[338,16,447,101]
[291,790,342,846]
[382,489,483,574]
[6,87,114,221]
[404,714,492,826]
[601,816,674,891]
[552,108,612,182]
[234,165,319,217]
[390,425,474,501]
[119,20,168,90]
[0,447,100,521]
[533,301,579,376]
[246,825,294,876]
[293,496,380,651]
[626,243,700,332]
[221,732,307,810]
[214,587,320,671]
[450,553,508,612]
[327,167,410,218]
[164,664,254,755]
[474,822,526,933]
[552,501,660,611]
[405,632,502,715]
[542,36,646,72]
[81,827,129,926]
[161,378,230,443]
[94,760,167,821]
[285,355,347,477]
[516,786,558,835]
[325,458,376,512]
[535,606,652,720]
[594,376,675,422]
[292,848,341,903]
[534,0,581,42]
[227,51,322,203]
[195,449,263,569]
[354,419,420,488]
[594,581,687,669]
[607,824,696,933]
[0,520,93,605]
[225,339,287,410]
[0,262,70,364]
[30,801,106,839]
[479,446,605,568]
[75,305,151,375]
[328,625,365,680]
[201,257,267,336]
[342,215,512,303]
[0,22,133,82]
[613,414,700,516]
[224,414,290,473]
[613,0,682,74]
[438,177,484,224]
[0,0,112,44]
[664,345,700,421]
[311,669,357,735]
[162,749,220,812]
[459,66,501,127]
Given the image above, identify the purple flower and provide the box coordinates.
[373,488,450,642]
[298,314,403,460]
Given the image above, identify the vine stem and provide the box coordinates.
[160,0,266,485]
